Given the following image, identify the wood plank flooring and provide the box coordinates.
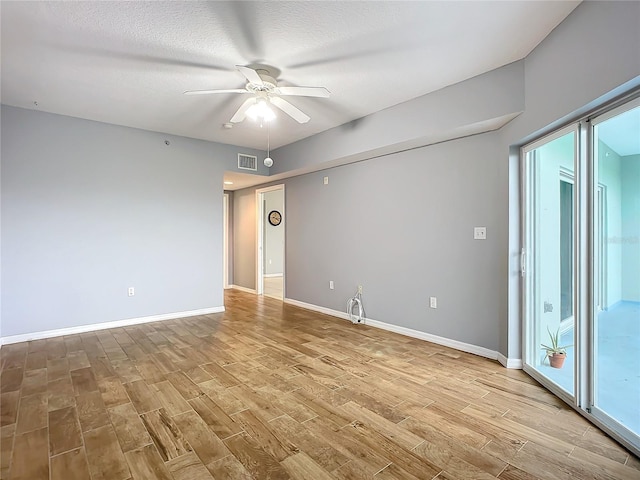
[1,289,638,479]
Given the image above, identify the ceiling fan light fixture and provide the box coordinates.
[246,99,276,122]
[185,64,329,124]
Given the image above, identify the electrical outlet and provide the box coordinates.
[323,176,329,185]
[128,287,135,297]
[429,296,437,308]
[473,227,487,240]
[329,280,334,290]
[358,285,363,294]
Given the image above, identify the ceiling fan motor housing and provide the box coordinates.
[247,71,278,93]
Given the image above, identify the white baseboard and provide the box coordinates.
[263,294,284,301]
[231,285,257,294]
[263,273,283,278]
[284,297,501,363]
[497,353,523,369]
[285,298,351,321]
[0,306,225,346]
[366,318,499,361]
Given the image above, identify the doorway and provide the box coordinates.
[256,185,285,299]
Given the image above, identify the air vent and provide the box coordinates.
[238,153,257,171]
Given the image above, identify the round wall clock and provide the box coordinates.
[268,210,282,226]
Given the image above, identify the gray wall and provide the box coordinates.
[233,1,640,356]
[234,132,504,350]
[287,132,504,350]
[270,60,525,177]
[1,106,262,337]
[513,1,640,141]
[232,188,257,289]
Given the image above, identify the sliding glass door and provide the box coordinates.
[523,126,578,399]
[591,100,640,442]
[522,96,640,454]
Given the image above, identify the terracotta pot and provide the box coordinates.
[549,352,566,369]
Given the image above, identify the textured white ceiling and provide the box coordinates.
[1,1,580,151]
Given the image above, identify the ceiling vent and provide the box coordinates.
[238,153,257,171]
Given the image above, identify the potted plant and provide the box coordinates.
[541,327,571,368]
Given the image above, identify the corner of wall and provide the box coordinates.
[497,353,523,369]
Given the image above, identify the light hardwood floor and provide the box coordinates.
[1,289,638,480]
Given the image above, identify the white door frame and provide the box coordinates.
[223,193,230,289]
[521,123,579,408]
[255,185,285,296]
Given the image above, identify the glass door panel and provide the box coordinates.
[524,128,577,397]
[591,102,640,438]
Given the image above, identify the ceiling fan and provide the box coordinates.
[184,64,330,124]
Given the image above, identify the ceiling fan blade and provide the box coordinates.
[236,65,264,86]
[184,89,248,95]
[277,86,330,98]
[270,97,310,124]
[230,97,257,123]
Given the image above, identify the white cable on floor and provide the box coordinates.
[347,289,365,324]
